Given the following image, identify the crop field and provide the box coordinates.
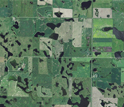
[0,0,124,107]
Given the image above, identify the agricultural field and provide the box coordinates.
[0,0,124,107]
